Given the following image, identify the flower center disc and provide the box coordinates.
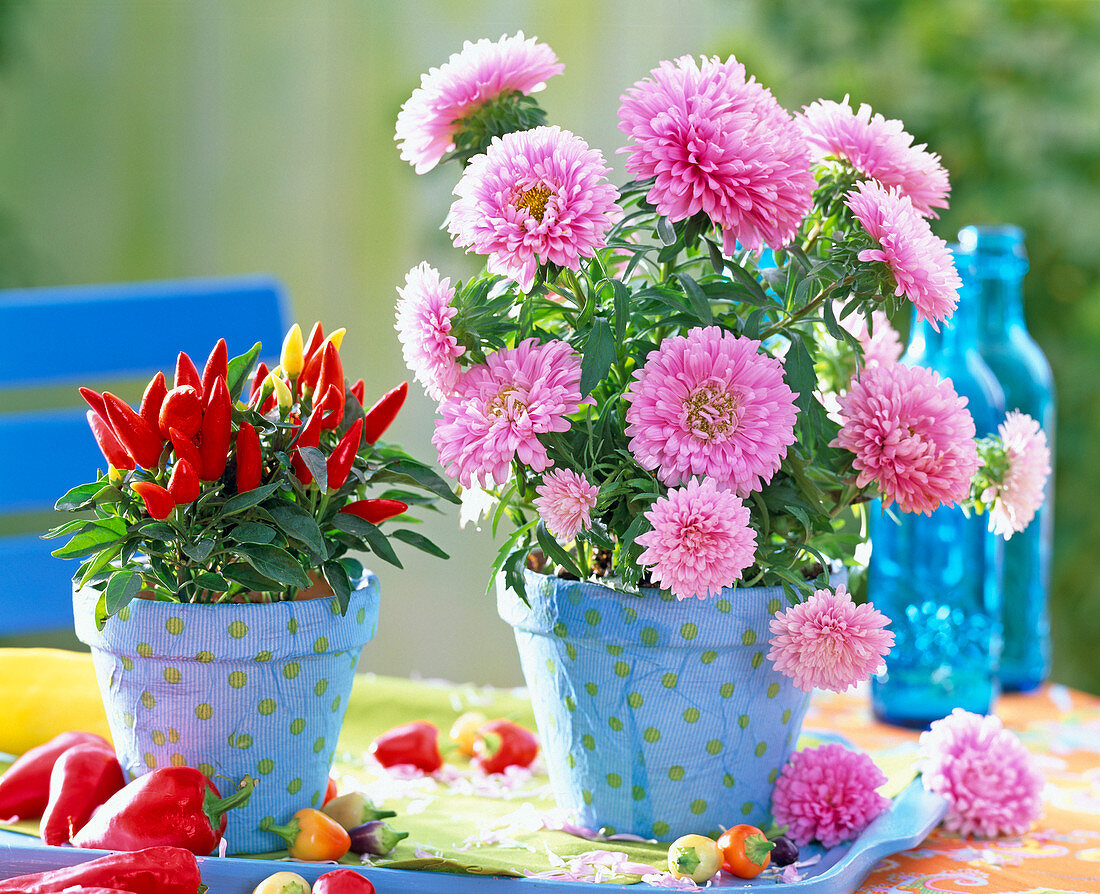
[513,183,553,222]
[683,383,742,441]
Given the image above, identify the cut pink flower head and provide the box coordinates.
[983,411,1051,539]
[448,125,621,292]
[846,180,961,329]
[635,477,757,600]
[395,262,465,401]
[432,338,586,488]
[800,97,950,217]
[834,362,980,515]
[618,54,814,255]
[534,468,599,542]
[771,743,890,848]
[918,708,1044,838]
[624,327,798,497]
[395,32,564,174]
[768,584,895,693]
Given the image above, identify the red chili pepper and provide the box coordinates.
[350,378,365,407]
[368,720,442,772]
[340,498,407,525]
[0,845,201,894]
[103,393,164,469]
[79,386,109,422]
[472,718,539,775]
[131,481,176,520]
[138,372,167,433]
[260,808,351,861]
[40,741,124,846]
[303,321,325,365]
[248,361,270,403]
[86,410,135,471]
[0,730,111,820]
[236,422,263,493]
[200,337,227,401]
[158,385,203,440]
[326,418,363,491]
[168,427,201,471]
[314,342,345,430]
[313,868,377,894]
[362,382,408,445]
[291,405,325,485]
[173,351,202,392]
[198,376,232,481]
[167,459,201,505]
[298,323,327,394]
[71,767,255,855]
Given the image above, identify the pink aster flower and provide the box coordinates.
[771,744,891,847]
[624,327,798,496]
[534,468,599,542]
[917,708,1044,838]
[432,338,586,487]
[846,180,961,329]
[395,32,564,174]
[834,362,979,515]
[395,262,465,401]
[768,584,895,693]
[983,411,1051,539]
[448,125,621,292]
[800,97,950,217]
[635,477,757,600]
[842,310,903,371]
[617,55,814,255]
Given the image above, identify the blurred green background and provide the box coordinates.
[1,0,1096,694]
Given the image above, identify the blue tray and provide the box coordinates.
[0,779,946,893]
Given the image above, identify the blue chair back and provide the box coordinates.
[0,276,291,635]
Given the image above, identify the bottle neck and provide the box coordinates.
[976,275,1026,337]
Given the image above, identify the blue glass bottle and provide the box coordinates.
[869,258,1006,727]
[957,225,1055,692]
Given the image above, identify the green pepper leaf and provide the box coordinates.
[182,538,215,563]
[51,517,128,559]
[390,528,449,560]
[229,522,278,545]
[322,560,352,615]
[267,501,327,560]
[103,569,144,619]
[298,446,328,491]
[330,513,403,568]
[192,571,230,593]
[226,341,263,402]
[233,543,312,589]
[54,481,111,512]
[221,562,281,592]
[218,482,281,517]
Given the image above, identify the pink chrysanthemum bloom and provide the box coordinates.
[846,180,961,329]
[534,468,599,542]
[983,411,1051,539]
[395,32,564,174]
[771,744,891,847]
[842,310,903,371]
[448,125,621,292]
[617,55,814,255]
[395,262,465,401]
[635,477,757,600]
[800,98,950,217]
[917,708,1044,838]
[833,363,979,514]
[768,584,895,693]
[432,338,586,487]
[624,327,798,497]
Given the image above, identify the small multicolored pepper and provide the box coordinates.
[302,321,325,367]
[86,410,135,471]
[131,481,175,520]
[167,459,201,505]
[198,377,232,481]
[347,820,407,856]
[138,372,168,433]
[173,351,202,392]
[313,868,377,894]
[0,845,201,894]
[0,730,111,820]
[339,498,407,525]
[368,720,442,773]
[235,423,263,493]
[362,382,408,445]
[40,741,125,846]
[326,418,363,491]
[251,871,312,894]
[321,791,395,831]
[280,323,305,379]
[200,338,227,401]
[472,719,539,775]
[158,386,203,440]
[103,392,164,469]
[269,372,294,413]
[260,807,351,861]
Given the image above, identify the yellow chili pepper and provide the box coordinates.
[267,371,294,413]
[280,323,305,378]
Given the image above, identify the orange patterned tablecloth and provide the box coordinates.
[808,684,1100,894]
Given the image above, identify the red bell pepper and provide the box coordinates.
[87,410,135,471]
[40,741,124,846]
[0,731,112,820]
[350,378,365,407]
[260,807,350,861]
[200,337,227,401]
[167,459,201,505]
[138,372,168,433]
[236,422,263,493]
[314,342,345,430]
[71,767,254,855]
[326,418,363,491]
[314,868,377,893]
[368,720,442,772]
[158,385,203,439]
[362,382,408,445]
[174,351,201,392]
[339,498,407,525]
[0,845,201,894]
[131,480,175,520]
[198,376,232,481]
[472,719,539,775]
[103,392,164,469]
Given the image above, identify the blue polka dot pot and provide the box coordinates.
[74,573,380,855]
[498,570,811,841]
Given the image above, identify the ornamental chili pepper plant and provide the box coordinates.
[48,322,458,621]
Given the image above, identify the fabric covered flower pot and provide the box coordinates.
[498,569,811,840]
[73,573,380,855]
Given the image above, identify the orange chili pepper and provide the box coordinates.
[260,807,350,861]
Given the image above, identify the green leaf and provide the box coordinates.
[612,279,630,345]
[234,543,312,589]
[330,514,403,568]
[675,273,714,324]
[103,569,144,618]
[655,215,676,246]
[267,502,327,560]
[322,560,352,615]
[391,528,449,560]
[42,518,97,540]
[706,239,725,274]
[229,522,277,545]
[182,538,215,562]
[135,522,177,542]
[55,481,113,512]
[221,563,282,592]
[822,296,844,340]
[785,335,818,416]
[370,459,459,504]
[226,341,263,402]
[219,482,281,517]
[78,542,122,588]
[298,446,328,491]
[535,522,584,579]
[579,317,616,396]
[51,517,129,559]
[192,572,230,593]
